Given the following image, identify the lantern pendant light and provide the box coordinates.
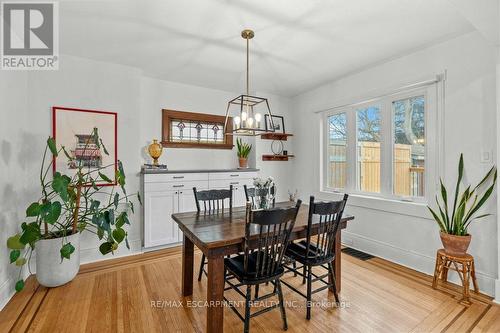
[224,29,275,136]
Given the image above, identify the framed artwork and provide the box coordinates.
[265,114,285,133]
[52,107,117,186]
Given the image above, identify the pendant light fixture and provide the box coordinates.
[224,29,275,136]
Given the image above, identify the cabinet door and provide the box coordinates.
[177,190,199,242]
[144,190,179,247]
[233,186,248,207]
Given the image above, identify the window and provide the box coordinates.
[327,113,347,189]
[323,86,436,202]
[356,106,381,193]
[393,96,425,197]
[162,109,233,149]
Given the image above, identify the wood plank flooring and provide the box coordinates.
[1,246,499,333]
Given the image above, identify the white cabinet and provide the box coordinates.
[144,190,179,247]
[143,170,258,249]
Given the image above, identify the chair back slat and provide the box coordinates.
[243,200,302,279]
[304,194,348,263]
[193,186,233,214]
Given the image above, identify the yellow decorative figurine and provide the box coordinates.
[147,139,163,166]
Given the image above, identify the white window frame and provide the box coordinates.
[321,85,439,205]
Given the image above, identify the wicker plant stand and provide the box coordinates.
[432,249,478,305]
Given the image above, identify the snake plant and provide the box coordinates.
[236,138,252,158]
[428,154,497,236]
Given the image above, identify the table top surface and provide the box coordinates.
[172,202,354,250]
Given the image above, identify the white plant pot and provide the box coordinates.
[36,231,80,288]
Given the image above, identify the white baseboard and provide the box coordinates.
[342,231,496,297]
[494,279,500,304]
[0,278,15,311]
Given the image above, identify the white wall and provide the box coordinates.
[291,31,499,296]
[0,54,292,309]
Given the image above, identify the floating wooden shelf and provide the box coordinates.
[262,154,295,161]
[260,133,293,141]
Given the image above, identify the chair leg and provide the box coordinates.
[328,263,340,304]
[306,265,312,320]
[244,285,252,333]
[255,284,260,298]
[198,254,206,281]
[276,279,288,331]
[292,260,297,277]
[302,265,307,284]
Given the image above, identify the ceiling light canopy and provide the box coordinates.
[224,29,275,136]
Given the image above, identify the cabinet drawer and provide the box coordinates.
[145,180,208,193]
[144,173,209,183]
[209,178,254,189]
[208,171,258,181]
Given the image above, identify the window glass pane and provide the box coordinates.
[356,106,381,193]
[393,96,425,197]
[327,113,347,189]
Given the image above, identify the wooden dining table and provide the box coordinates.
[172,202,354,333]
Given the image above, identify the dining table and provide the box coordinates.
[171,202,354,333]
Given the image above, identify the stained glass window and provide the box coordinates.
[170,119,225,144]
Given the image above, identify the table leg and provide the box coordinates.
[182,235,194,297]
[330,230,342,293]
[207,254,225,333]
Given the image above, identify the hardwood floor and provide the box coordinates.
[1,246,499,333]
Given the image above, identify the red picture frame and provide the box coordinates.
[52,106,118,187]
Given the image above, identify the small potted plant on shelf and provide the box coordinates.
[6,129,140,292]
[236,138,252,169]
[428,154,496,256]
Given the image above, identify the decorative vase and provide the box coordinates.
[254,185,276,210]
[440,232,471,256]
[147,139,163,166]
[239,157,248,169]
[36,231,80,288]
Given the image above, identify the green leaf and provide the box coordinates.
[137,192,142,205]
[116,212,125,228]
[26,202,41,217]
[125,237,130,250]
[7,234,25,250]
[112,228,126,243]
[439,180,449,229]
[15,258,27,266]
[19,223,41,245]
[60,242,75,260]
[99,172,113,183]
[114,193,119,209]
[15,280,25,292]
[97,227,104,240]
[47,137,58,157]
[61,145,73,160]
[451,154,464,225]
[100,138,109,155]
[99,242,114,255]
[52,173,70,201]
[427,207,446,232]
[43,201,62,224]
[129,201,134,214]
[10,250,20,263]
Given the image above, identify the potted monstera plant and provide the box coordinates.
[6,129,139,292]
[428,154,496,256]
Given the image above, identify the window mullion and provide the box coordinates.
[380,99,392,197]
[346,108,357,193]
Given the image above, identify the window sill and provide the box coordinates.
[318,191,432,219]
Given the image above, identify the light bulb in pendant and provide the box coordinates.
[247,117,254,127]
[234,116,241,127]
[254,113,262,122]
[241,111,248,121]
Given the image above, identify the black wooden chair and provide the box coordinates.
[224,201,302,333]
[243,184,276,208]
[193,186,233,281]
[281,194,348,320]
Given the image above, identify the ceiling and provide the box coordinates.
[59,0,474,96]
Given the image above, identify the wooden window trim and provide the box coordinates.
[161,109,233,149]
